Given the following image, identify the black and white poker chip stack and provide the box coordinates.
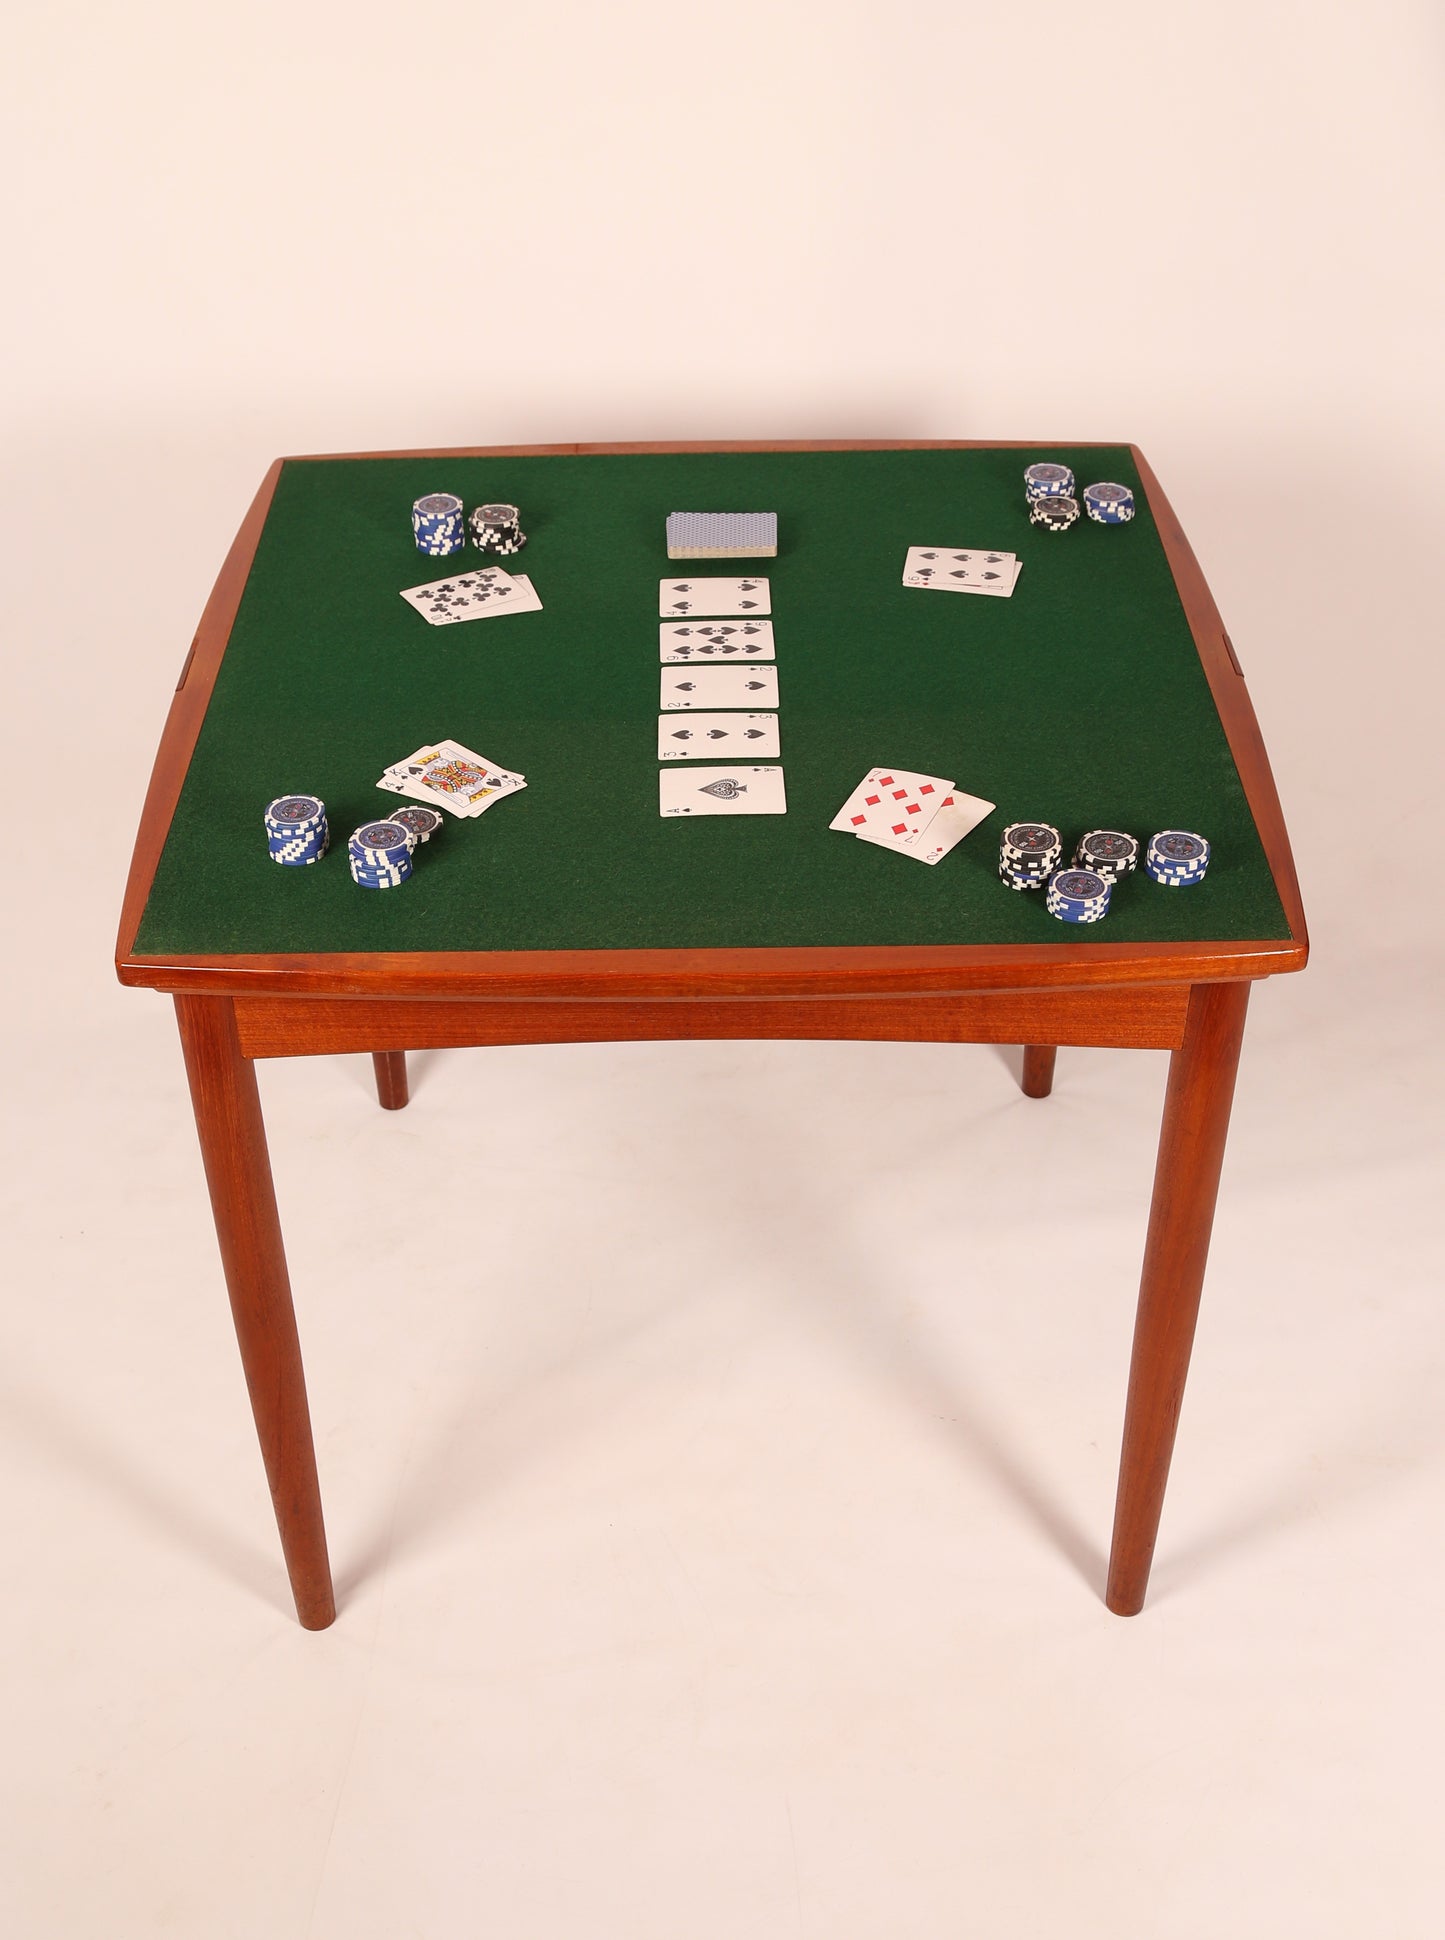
[998,821,1063,890]
[1074,829,1140,878]
[469,502,527,555]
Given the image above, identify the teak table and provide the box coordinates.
[117,441,1307,1627]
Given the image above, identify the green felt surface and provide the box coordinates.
[133,447,1291,957]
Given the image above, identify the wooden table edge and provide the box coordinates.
[115,439,1309,986]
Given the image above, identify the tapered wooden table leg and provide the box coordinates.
[1021,1045,1057,1098]
[175,995,336,1629]
[1106,980,1250,1615]
[371,1050,409,1111]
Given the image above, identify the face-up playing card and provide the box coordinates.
[377,740,526,816]
[659,619,776,663]
[660,666,779,710]
[855,788,995,863]
[658,713,780,760]
[659,576,771,618]
[829,767,954,843]
[902,547,1020,596]
[659,766,787,817]
[401,567,543,625]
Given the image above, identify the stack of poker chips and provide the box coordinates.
[1082,482,1135,525]
[469,502,527,555]
[265,794,329,865]
[998,820,1063,889]
[412,493,467,556]
[1074,828,1140,879]
[1023,463,1080,533]
[388,804,443,846]
[347,819,416,889]
[1144,830,1211,886]
[1046,868,1112,924]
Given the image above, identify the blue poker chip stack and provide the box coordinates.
[1145,830,1211,886]
[1074,828,1140,878]
[1046,868,1113,924]
[412,493,466,556]
[1082,481,1135,525]
[999,820,1063,890]
[347,819,416,889]
[265,794,329,865]
[1023,462,1075,502]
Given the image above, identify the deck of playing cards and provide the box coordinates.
[902,547,1021,596]
[376,740,526,817]
[400,567,543,626]
[830,766,995,865]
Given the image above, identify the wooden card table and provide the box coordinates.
[117,441,1307,1627]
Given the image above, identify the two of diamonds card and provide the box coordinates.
[659,577,771,619]
[376,740,526,817]
[830,767,995,866]
[659,620,775,663]
[902,548,1020,596]
[658,713,780,760]
[401,567,543,626]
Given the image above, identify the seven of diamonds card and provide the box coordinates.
[659,576,772,618]
[659,766,787,817]
[659,620,776,663]
[658,713,780,760]
[660,666,779,710]
[829,767,955,844]
[901,547,1020,595]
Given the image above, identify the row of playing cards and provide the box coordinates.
[377,740,526,817]
[831,767,995,865]
[902,547,1020,597]
[654,579,786,816]
[401,566,543,626]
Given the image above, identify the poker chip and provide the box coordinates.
[389,804,443,845]
[412,493,466,557]
[1145,830,1211,886]
[265,793,328,866]
[1075,829,1139,878]
[1024,462,1075,501]
[348,819,416,887]
[1000,822,1063,871]
[1030,495,1079,532]
[1046,867,1112,923]
[1082,482,1135,525]
[470,502,527,554]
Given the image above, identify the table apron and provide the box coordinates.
[232,984,1191,1059]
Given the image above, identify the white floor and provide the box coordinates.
[4,413,1443,1933]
